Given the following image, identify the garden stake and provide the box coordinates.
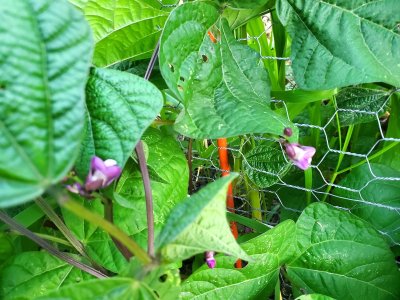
[217,138,242,269]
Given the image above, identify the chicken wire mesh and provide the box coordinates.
[167,12,400,248]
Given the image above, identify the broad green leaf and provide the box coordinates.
[336,87,390,126]
[156,174,250,262]
[159,2,297,140]
[277,0,400,89]
[180,220,296,299]
[0,0,92,207]
[37,278,157,300]
[75,68,163,177]
[296,295,335,300]
[115,128,189,235]
[0,251,93,300]
[332,164,400,245]
[243,143,291,188]
[287,203,400,300]
[215,0,272,9]
[74,0,169,66]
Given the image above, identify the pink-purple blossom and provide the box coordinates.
[85,156,122,191]
[285,143,316,170]
[205,251,216,269]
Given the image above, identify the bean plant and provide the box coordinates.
[0,0,399,299]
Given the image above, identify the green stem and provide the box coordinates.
[60,195,151,265]
[35,198,87,257]
[336,141,399,175]
[248,189,262,221]
[322,125,354,202]
[304,168,313,205]
[11,230,71,247]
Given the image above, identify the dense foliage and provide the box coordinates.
[0,0,399,299]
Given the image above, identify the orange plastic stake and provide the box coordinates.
[217,138,242,269]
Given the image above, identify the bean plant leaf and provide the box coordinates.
[0,0,92,207]
[72,0,169,67]
[37,278,157,300]
[156,174,250,262]
[115,128,189,235]
[215,0,273,9]
[181,220,296,299]
[159,2,297,140]
[243,143,291,188]
[287,202,400,300]
[222,3,273,29]
[332,163,400,245]
[62,197,129,273]
[277,0,400,89]
[336,87,390,126]
[75,68,163,177]
[0,251,93,300]
[296,295,335,300]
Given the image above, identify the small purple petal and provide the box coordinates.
[206,258,216,269]
[85,156,122,191]
[66,183,83,194]
[284,143,316,170]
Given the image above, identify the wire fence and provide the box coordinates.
[170,11,400,249]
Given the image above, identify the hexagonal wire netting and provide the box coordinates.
[158,3,400,249]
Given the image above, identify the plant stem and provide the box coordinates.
[60,195,151,265]
[35,198,87,257]
[0,210,107,279]
[322,125,354,202]
[187,138,194,193]
[134,39,161,258]
[10,230,72,247]
[102,196,133,260]
[336,141,399,175]
[135,141,155,258]
[248,189,262,221]
[304,168,313,205]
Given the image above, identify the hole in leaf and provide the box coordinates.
[178,85,184,91]
[202,54,208,62]
[159,274,168,282]
[234,260,248,268]
[153,290,160,297]
[168,63,175,72]
[180,76,185,82]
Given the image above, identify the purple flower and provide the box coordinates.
[285,143,316,170]
[85,156,122,191]
[205,251,216,269]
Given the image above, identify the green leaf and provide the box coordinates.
[159,2,297,140]
[336,87,390,126]
[277,0,400,89]
[36,278,157,300]
[295,295,335,300]
[332,163,400,245]
[287,203,400,300]
[271,89,338,104]
[0,0,92,207]
[0,251,93,300]
[62,197,128,273]
[75,67,163,177]
[222,3,273,29]
[115,128,189,235]
[216,0,272,9]
[180,220,296,299]
[0,233,13,266]
[156,174,249,262]
[243,143,291,188]
[75,0,169,67]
